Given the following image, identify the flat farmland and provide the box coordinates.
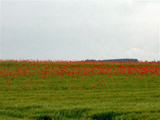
[0,60,160,120]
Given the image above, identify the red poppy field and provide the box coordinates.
[0,60,160,120]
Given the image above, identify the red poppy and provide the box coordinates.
[5,80,8,83]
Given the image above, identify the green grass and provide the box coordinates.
[0,61,160,120]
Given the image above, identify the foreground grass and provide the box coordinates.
[1,88,160,120]
[0,61,160,120]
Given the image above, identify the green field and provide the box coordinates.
[0,60,160,120]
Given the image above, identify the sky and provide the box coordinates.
[1,0,160,61]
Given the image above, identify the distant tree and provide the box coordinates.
[85,58,139,62]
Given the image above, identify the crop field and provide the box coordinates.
[0,60,160,120]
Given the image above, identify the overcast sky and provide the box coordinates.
[1,0,160,61]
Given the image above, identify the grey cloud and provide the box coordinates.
[136,0,160,4]
[1,0,159,61]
